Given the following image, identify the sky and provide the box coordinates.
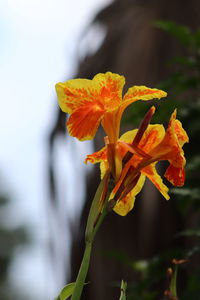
[0,0,111,299]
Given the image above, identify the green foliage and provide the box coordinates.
[121,20,200,300]
[176,229,200,238]
[154,21,193,47]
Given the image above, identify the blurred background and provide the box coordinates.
[1,0,200,299]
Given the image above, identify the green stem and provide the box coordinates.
[71,241,92,300]
[71,176,109,300]
[71,209,107,300]
[91,205,108,240]
[170,265,178,297]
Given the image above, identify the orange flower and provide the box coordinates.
[85,110,189,216]
[55,72,167,143]
[55,72,188,216]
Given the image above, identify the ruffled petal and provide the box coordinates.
[149,111,188,169]
[85,147,107,164]
[119,128,138,143]
[121,86,167,113]
[120,124,165,155]
[55,79,100,114]
[56,72,126,141]
[123,85,167,101]
[109,125,165,198]
[67,103,104,140]
[85,147,109,179]
[164,164,185,186]
[142,163,170,200]
[113,174,146,216]
[174,119,189,146]
[137,124,165,153]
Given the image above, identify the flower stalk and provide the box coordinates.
[71,173,110,300]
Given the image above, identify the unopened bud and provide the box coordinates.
[167,267,173,279]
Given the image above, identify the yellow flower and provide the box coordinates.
[85,110,189,216]
[56,72,188,217]
[55,72,167,143]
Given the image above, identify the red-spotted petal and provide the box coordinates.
[85,147,109,179]
[164,164,185,186]
[67,103,104,141]
[174,119,189,146]
[56,72,125,141]
[142,163,170,200]
[56,72,125,114]
[85,147,107,164]
[93,72,125,110]
[55,79,100,114]
[120,124,165,155]
[123,85,167,101]
[121,86,167,113]
[149,111,188,169]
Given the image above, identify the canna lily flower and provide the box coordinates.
[55,72,167,143]
[56,72,167,179]
[85,109,189,216]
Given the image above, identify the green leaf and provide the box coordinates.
[55,283,75,300]
[119,280,127,300]
[170,187,200,199]
[176,229,200,238]
[169,56,197,67]
[154,20,193,46]
[187,156,200,171]
[193,28,200,47]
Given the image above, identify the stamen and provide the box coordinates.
[119,141,150,159]
[133,106,156,146]
[123,106,155,164]
[119,173,141,201]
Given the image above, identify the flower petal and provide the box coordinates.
[123,85,167,102]
[113,174,146,216]
[164,164,185,186]
[150,110,188,168]
[84,147,109,179]
[85,147,107,164]
[137,124,165,153]
[67,103,104,140]
[55,79,99,114]
[121,86,167,114]
[120,124,165,154]
[142,163,170,200]
[56,72,125,141]
[174,119,189,146]
[96,72,125,142]
[93,72,125,110]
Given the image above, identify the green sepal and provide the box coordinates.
[55,282,76,300]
